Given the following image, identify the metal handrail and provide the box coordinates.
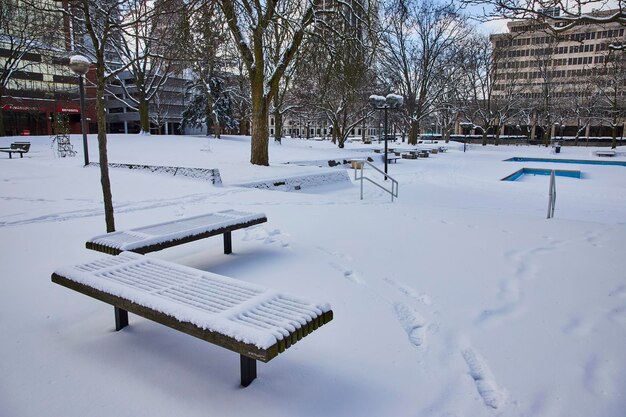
[547,170,556,219]
[352,160,399,202]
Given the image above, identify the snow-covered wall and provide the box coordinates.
[236,170,351,192]
[88,163,222,184]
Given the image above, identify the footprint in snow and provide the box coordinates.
[562,315,596,337]
[316,246,353,262]
[393,302,427,347]
[174,205,186,217]
[243,227,289,247]
[609,285,626,299]
[607,305,626,325]
[384,277,432,305]
[329,262,363,284]
[584,230,610,248]
[461,348,507,410]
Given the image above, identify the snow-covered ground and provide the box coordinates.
[1,134,625,417]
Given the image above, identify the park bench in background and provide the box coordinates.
[52,252,333,387]
[595,150,616,157]
[0,142,30,159]
[386,155,400,164]
[86,209,267,255]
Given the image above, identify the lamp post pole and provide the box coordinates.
[70,55,90,166]
[78,74,89,166]
[369,94,403,180]
[384,107,389,176]
[460,122,473,153]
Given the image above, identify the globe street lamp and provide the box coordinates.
[369,94,403,178]
[69,55,90,166]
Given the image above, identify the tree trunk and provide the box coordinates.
[273,108,282,142]
[336,125,345,148]
[361,116,366,142]
[0,88,5,136]
[0,106,5,136]
[205,95,213,136]
[96,74,115,233]
[212,111,221,138]
[250,85,269,165]
[611,123,617,149]
[139,99,150,134]
[482,130,488,146]
[543,125,551,147]
[408,119,419,145]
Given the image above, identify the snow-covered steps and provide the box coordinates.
[51,252,333,386]
[86,210,267,255]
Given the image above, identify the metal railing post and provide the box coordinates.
[352,159,398,202]
[547,170,556,219]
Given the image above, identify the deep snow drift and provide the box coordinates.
[1,134,625,417]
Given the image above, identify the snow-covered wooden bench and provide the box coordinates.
[595,150,616,157]
[86,210,267,255]
[51,252,333,387]
[0,141,30,158]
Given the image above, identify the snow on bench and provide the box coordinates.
[86,210,267,255]
[594,150,616,157]
[51,252,333,387]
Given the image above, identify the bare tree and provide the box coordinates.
[182,1,236,138]
[459,33,525,145]
[38,0,163,232]
[107,0,183,134]
[464,0,625,49]
[595,50,626,148]
[268,18,301,144]
[0,0,59,136]
[379,0,468,145]
[230,55,251,135]
[216,0,316,165]
[530,33,565,146]
[300,4,377,148]
[564,78,598,146]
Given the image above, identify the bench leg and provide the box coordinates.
[115,307,129,330]
[223,231,232,254]
[240,355,257,387]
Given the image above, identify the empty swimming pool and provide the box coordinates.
[502,168,582,181]
[505,157,626,167]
